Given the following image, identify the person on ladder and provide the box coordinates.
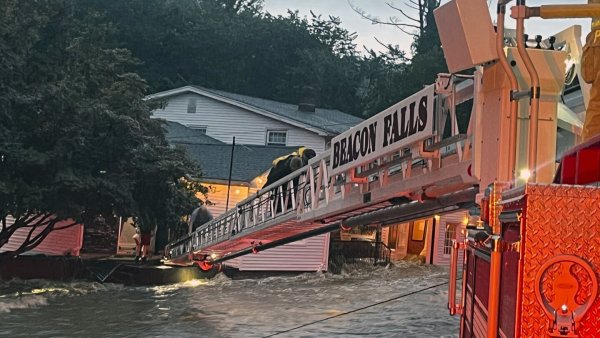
[263,147,316,212]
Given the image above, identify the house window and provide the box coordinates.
[411,220,427,241]
[187,98,197,114]
[188,125,207,134]
[444,223,458,255]
[266,130,287,146]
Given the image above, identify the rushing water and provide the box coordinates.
[0,261,458,338]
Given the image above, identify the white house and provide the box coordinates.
[145,88,471,271]
[146,87,362,272]
[146,85,363,153]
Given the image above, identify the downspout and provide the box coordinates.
[497,0,520,181]
[513,0,541,183]
[429,217,436,264]
[225,136,236,211]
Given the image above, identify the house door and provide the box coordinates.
[408,219,427,255]
[388,223,409,260]
[443,223,459,256]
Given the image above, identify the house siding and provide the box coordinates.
[381,226,389,243]
[225,233,330,272]
[202,183,250,217]
[152,91,337,272]
[1,216,84,256]
[432,211,467,266]
[206,181,330,272]
[153,93,326,153]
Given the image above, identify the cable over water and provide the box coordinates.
[263,279,452,337]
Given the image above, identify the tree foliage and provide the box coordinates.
[0,0,206,255]
[0,0,450,254]
[349,0,446,114]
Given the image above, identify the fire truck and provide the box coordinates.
[438,1,600,337]
[164,0,600,336]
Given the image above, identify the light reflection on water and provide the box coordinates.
[0,261,459,338]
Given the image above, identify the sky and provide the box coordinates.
[262,0,592,54]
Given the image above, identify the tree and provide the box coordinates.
[355,49,410,116]
[271,11,364,114]
[347,0,447,116]
[207,0,264,14]
[349,0,439,38]
[0,0,206,255]
[77,1,372,116]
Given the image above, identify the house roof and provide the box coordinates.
[179,143,298,182]
[162,121,224,145]
[163,122,297,182]
[146,85,363,136]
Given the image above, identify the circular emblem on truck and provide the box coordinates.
[534,255,598,336]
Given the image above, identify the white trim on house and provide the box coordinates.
[266,130,288,146]
[187,124,207,134]
[146,86,331,136]
[432,211,467,266]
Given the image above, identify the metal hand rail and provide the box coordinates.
[448,239,466,316]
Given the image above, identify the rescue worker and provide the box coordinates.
[263,147,316,188]
[263,147,316,212]
[581,1,600,140]
[188,205,213,232]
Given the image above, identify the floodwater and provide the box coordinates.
[0,261,458,338]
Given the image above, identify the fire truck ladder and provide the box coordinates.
[164,75,480,267]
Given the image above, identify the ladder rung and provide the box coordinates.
[355,153,412,178]
[424,134,468,152]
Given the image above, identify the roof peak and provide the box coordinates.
[147,85,363,135]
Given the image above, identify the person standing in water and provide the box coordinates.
[132,222,152,263]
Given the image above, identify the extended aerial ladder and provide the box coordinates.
[164,78,479,267]
[163,0,594,268]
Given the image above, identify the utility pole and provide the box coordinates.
[225,136,236,211]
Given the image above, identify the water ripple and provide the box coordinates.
[1,262,458,338]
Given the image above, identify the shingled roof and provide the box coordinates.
[147,85,363,136]
[200,87,363,134]
[180,143,298,182]
[162,121,224,145]
[163,122,297,182]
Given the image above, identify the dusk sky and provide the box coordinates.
[263,0,592,54]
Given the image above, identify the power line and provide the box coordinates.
[262,279,451,338]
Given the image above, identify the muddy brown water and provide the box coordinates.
[0,261,459,337]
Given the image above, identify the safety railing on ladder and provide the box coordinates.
[165,152,348,260]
